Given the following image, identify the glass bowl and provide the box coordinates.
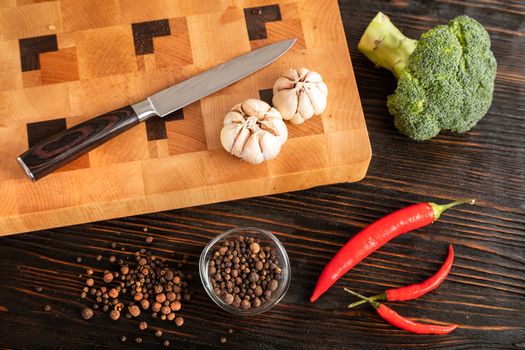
[199,227,291,315]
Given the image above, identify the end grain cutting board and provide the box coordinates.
[0,0,371,235]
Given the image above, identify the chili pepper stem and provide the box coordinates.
[429,198,475,221]
[347,292,387,309]
[344,288,381,309]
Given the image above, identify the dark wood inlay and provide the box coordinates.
[19,35,58,72]
[132,19,171,55]
[244,5,282,41]
[26,118,67,148]
[145,109,184,141]
[258,88,274,106]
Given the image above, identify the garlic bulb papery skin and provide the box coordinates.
[272,68,328,124]
[220,99,288,164]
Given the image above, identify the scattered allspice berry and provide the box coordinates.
[78,246,192,340]
[110,309,120,320]
[128,305,141,317]
[34,286,42,292]
[146,236,153,244]
[81,307,93,320]
[103,272,114,283]
[163,340,170,347]
[96,255,102,261]
[76,257,82,263]
[228,328,234,334]
[120,336,126,342]
[44,305,51,312]
[220,336,227,344]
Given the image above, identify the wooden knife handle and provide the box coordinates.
[18,105,140,181]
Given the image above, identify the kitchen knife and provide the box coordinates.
[17,39,296,181]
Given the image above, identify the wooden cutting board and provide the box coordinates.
[0,0,371,235]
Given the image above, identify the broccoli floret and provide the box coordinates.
[358,13,497,140]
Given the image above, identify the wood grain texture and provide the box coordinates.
[0,0,371,235]
[0,0,524,349]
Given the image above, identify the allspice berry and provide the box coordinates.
[170,300,181,312]
[86,278,94,287]
[241,299,250,310]
[140,299,150,310]
[109,288,119,299]
[139,321,148,330]
[175,316,184,326]
[103,273,114,283]
[155,329,163,337]
[249,242,260,254]
[161,305,171,315]
[152,302,162,313]
[156,293,166,303]
[110,309,120,321]
[128,305,140,317]
[81,307,93,320]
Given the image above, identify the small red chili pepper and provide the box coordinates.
[344,288,458,335]
[348,244,454,308]
[310,199,474,302]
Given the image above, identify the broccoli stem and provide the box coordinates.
[358,12,417,79]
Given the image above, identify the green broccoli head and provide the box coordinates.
[359,14,497,141]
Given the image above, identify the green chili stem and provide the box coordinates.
[429,198,476,221]
[344,288,381,309]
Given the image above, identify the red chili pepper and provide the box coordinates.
[310,199,474,302]
[348,244,454,308]
[345,288,458,335]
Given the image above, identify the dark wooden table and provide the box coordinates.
[1,1,524,349]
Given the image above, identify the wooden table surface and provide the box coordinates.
[1,0,524,349]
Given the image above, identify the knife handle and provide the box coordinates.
[18,105,141,181]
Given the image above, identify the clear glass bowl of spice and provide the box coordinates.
[199,227,291,315]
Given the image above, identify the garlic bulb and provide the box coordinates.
[272,68,328,124]
[220,99,288,164]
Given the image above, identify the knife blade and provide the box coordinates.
[17,39,296,181]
